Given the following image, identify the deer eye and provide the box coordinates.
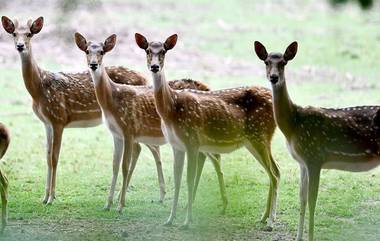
[12,33,16,37]
[100,51,104,55]
[85,50,89,54]
[27,33,33,38]
[264,61,269,66]
[145,49,150,54]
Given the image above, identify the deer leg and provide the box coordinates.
[0,169,8,233]
[146,145,166,203]
[208,153,228,214]
[246,141,280,230]
[117,138,133,213]
[182,147,199,228]
[164,147,184,226]
[46,125,63,205]
[268,152,280,222]
[116,143,141,203]
[296,165,309,241]
[192,152,206,204]
[104,136,123,211]
[126,143,142,189]
[307,166,321,241]
[42,125,53,204]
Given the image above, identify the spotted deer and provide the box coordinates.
[136,33,280,229]
[254,41,380,241]
[75,32,228,213]
[1,16,148,205]
[0,123,9,233]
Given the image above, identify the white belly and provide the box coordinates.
[135,136,167,146]
[161,123,186,151]
[287,140,380,172]
[103,112,124,138]
[323,159,380,172]
[66,118,102,128]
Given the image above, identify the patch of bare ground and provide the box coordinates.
[1,218,294,241]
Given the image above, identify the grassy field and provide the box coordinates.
[0,0,380,240]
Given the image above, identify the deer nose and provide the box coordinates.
[270,74,279,84]
[16,43,25,52]
[150,65,159,73]
[89,63,98,71]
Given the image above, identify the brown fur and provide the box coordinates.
[34,66,146,126]
[74,32,231,211]
[136,33,280,227]
[87,68,223,212]
[155,85,276,151]
[97,79,209,138]
[1,16,148,204]
[0,125,9,160]
[255,41,380,241]
[168,79,210,91]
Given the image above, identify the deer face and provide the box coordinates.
[1,16,43,54]
[135,33,178,74]
[75,32,116,71]
[254,41,298,85]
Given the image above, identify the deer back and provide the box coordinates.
[164,86,275,146]
[34,66,148,126]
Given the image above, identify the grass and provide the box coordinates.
[0,0,380,240]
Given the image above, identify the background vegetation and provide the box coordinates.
[0,0,379,240]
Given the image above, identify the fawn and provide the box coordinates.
[136,33,280,229]
[255,41,380,241]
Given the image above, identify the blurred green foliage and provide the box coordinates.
[330,0,374,9]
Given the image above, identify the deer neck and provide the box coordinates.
[89,65,113,111]
[271,77,296,137]
[19,48,43,99]
[151,70,175,122]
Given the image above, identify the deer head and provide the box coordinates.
[1,16,43,53]
[135,33,178,74]
[254,41,298,85]
[75,32,116,71]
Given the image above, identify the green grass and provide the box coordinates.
[1,0,380,240]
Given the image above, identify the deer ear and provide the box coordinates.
[75,32,87,52]
[30,16,44,34]
[254,41,268,61]
[164,34,178,51]
[1,16,15,34]
[284,41,298,61]
[135,33,148,50]
[103,34,116,53]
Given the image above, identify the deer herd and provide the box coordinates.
[0,16,377,241]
